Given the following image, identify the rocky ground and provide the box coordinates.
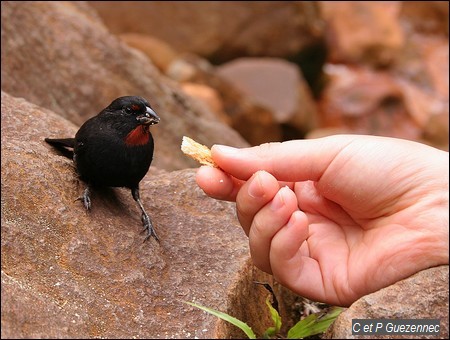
[1,1,448,338]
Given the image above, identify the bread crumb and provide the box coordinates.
[181,136,218,167]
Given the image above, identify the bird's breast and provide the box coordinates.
[124,125,150,146]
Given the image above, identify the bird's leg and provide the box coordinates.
[75,186,92,211]
[131,187,159,242]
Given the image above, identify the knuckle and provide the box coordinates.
[254,142,281,160]
[250,214,269,239]
[253,142,281,175]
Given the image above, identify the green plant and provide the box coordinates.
[287,307,343,339]
[183,283,343,339]
[183,301,257,339]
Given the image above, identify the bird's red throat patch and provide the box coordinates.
[125,125,150,146]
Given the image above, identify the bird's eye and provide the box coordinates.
[124,104,140,114]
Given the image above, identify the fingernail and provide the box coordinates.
[270,187,287,211]
[248,172,264,198]
[213,145,238,155]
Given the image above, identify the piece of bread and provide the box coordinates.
[181,136,218,167]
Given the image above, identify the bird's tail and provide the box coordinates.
[45,138,75,159]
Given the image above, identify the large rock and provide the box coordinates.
[0,1,249,172]
[315,1,448,150]
[317,63,448,150]
[217,57,318,138]
[1,91,289,338]
[325,266,449,339]
[119,33,179,74]
[179,82,232,126]
[89,1,324,62]
[318,65,422,141]
[399,1,449,35]
[319,2,404,66]
[167,53,284,145]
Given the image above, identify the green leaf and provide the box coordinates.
[253,281,279,312]
[287,307,343,339]
[183,300,257,339]
[263,294,282,338]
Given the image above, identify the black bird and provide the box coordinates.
[45,96,160,241]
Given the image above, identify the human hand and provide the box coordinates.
[196,135,449,306]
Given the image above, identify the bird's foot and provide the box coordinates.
[75,187,91,211]
[141,212,159,243]
[132,187,159,243]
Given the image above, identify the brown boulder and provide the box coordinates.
[319,2,404,66]
[89,1,324,62]
[318,60,448,150]
[1,91,286,338]
[400,1,449,35]
[325,266,449,339]
[316,1,448,149]
[119,33,180,73]
[318,65,422,141]
[217,57,318,138]
[0,1,249,172]
[180,82,232,125]
[168,53,283,145]
[1,1,119,125]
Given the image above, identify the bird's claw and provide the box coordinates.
[75,187,91,211]
[140,212,159,243]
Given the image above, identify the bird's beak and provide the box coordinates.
[137,106,160,125]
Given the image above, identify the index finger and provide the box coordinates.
[211,135,354,182]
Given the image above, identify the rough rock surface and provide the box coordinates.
[180,83,231,125]
[325,266,449,339]
[399,1,449,35]
[317,59,449,149]
[217,57,318,137]
[318,65,423,141]
[168,53,284,145]
[319,2,404,66]
[1,1,249,171]
[0,92,285,338]
[119,33,180,73]
[89,1,324,62]
[2,1,448,338]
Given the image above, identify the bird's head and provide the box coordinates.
[105,96,160,146]
[107,96,160,126]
